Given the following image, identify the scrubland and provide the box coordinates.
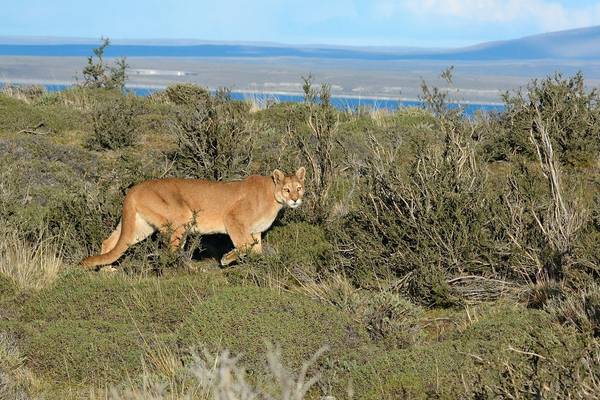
[0,70,599,399]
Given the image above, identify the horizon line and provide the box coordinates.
[1,24,599,51]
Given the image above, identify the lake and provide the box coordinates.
[34,84,505,116]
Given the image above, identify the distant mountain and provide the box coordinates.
[1,26,599,61]
[440,25,600,60]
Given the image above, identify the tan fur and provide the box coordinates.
[80,167,306,269]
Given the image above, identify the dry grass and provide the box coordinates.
[0,83,46,104]
[0,230,64,291]
[367,106,393,127]
[57,88,98,112]
[244,92,279,113]
[144,340,182,383]
[294,273,361,312]
[108,346,327,400]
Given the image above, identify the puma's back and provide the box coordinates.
[128,176,282,234]
[80,167,306,269]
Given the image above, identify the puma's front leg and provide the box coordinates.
[251,233,262,254]
[220,232,262,266]
[221,215,255,266]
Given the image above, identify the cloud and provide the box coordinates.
[374,0,600,32]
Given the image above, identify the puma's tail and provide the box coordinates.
[80,195,138,269]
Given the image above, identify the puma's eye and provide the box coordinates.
[283,188,290,193]
[297,187,302,191]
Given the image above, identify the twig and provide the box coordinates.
[17,122,52,135]
[508,346,547,360]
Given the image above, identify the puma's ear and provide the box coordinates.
[295,166,306,182]
[272,169,285,185]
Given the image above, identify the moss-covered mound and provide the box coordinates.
[0,94,85,134]
[20,269,226,331]
[0,269,226,386]
[15,320,143,383]
[350,305,587,399]
[177,286,368,373]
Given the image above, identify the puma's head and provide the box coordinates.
[272,167,306,208]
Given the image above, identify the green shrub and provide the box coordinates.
[252,102,310,134]
[225,222,334,289]
[159,83,211,106]
[265,222,333,265]
[0,93,85,134]
[461,307,595,398]
[87,93,140,150]
[360,291,424,348]
[80,37,128,91]
[291,78,347,223]
[169,89,258,180]
[493,73,600,166]
[0,136,103,255]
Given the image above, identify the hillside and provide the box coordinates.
[442,25,600,60]
[0,74,598,399]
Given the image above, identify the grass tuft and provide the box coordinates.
[0,230,63,291]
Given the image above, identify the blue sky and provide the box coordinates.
[2,0,600,47]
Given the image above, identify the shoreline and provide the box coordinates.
[0,78,505,107]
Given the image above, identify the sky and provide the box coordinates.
[2,0,600,47]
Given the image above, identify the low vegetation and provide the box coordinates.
[0,54,598,398]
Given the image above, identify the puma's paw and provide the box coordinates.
[220,251,238,266]
[100,265,118,273]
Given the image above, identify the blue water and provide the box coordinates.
[133,87,505,116]
[223,91,505,116]
[4,83,505,116]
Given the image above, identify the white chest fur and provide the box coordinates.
[251,208,281,233]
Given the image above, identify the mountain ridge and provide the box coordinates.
[1,25,599,60]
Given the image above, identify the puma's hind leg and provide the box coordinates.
[101,222,121,254]
[82,214,156,270]
[162,225,187,252]
[101,216,154,255]
[131,214,156,245]
[96,225,122,272]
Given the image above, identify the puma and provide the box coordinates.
[80,167,306,269]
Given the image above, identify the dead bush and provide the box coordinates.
[547,283,600,337]
[289,76,348,223]
[337,124,508,304]
[502,107,590,299]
